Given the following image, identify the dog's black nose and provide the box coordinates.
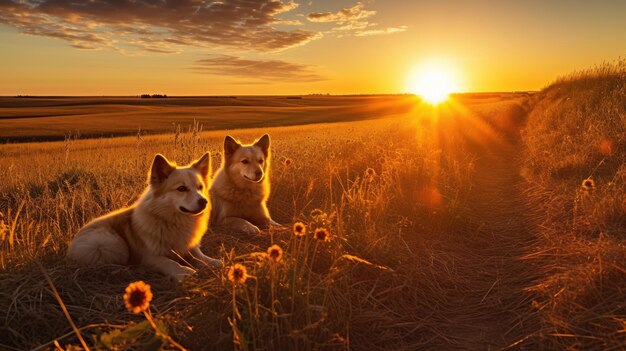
[255,170,263,178]
[198,198,208,209]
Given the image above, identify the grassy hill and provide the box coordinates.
[520,59,626,349]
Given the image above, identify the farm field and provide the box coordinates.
[0,94,525,142]
[0,66,625,350]
[0,95,420,142]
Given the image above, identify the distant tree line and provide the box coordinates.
[140,94,168,98]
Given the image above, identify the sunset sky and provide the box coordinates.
[1,0,625,96]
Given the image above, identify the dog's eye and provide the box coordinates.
[242,159,250,164]
[177,185,188,192]
[258,159,264,164]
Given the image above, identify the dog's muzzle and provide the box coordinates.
[243,170,264,183]
[179,198,207,215]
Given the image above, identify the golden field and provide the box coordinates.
[0,95,418,141]
[0,62,624,350]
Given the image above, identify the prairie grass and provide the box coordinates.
[521,58,626,349]
[0,108,488,349]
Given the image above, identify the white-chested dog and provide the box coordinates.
[210,134,280,234]
[67,153,222,280]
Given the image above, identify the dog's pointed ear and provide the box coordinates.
[254,134,270,157]
[224,135,241,157]
[192,152,211,179]
[150,154,175,185]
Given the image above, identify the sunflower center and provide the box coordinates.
[315,230,328,240]
[129,290,146,307]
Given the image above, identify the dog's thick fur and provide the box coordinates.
[67,153,222,279]
[210,134,280,234]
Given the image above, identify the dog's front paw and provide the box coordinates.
[201,255,223,268]
[171,265,196,280]
[241,222,261,235]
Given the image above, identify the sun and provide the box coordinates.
[407,63,460,104]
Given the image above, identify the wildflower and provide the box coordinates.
[228,264,248,285]
[266,245,283,263]
[124,281,153,314]
[310,209,325,218]
[293,222,307,236]
[284,158,292,167]
[581,178,595,192]
[314,227,331,242]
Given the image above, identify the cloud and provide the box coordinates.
[191,55,326,82]
[356,26,408,37]
[307,2,406,36]
[0,0,318,52]
[307,2,376,24]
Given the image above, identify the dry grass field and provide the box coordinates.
[520,61,626,350]
[0,62,624,350]
[0,95,419,142]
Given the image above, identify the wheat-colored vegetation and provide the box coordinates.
[521,59,626,349]
[0,111,482,349]
[0,63,623,350]
[0,95,417,141]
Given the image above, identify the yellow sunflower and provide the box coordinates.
[293,222,307,237]
[228,263,248,285]
[581,178,595,192]
[266,244,283,263]
[123,281,153,314]
[314,227,331,242]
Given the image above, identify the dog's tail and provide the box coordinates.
[67,228,129,265]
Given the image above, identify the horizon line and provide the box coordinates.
[2,91,538,98]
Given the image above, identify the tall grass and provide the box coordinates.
[0,113,483,349]
[521,58,626,349]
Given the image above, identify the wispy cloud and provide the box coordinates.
[307,2,406,36]
[0,0,318,52]
[191,55,326,83]
[356,26,408,37]
[307,2,376,27]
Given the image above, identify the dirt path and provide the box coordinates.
[435,108,541,349]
